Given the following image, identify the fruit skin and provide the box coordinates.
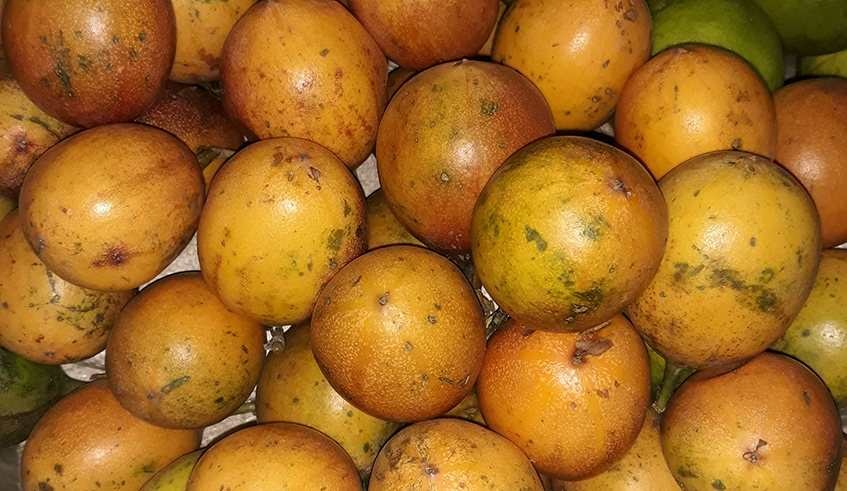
[220,0,387,169]
[491,0,652,130]
[139,449,204,491]
[661,352,842,491]
[18,123,205,292]
[169,0,258,84]
[548,408,679,491]
[471,135,668,333]
[310,245,486,423]
[376,59,555,256]
[749,0,847,56]
[771,249,847,407]
[1,0,177,128]
[106,271,266,429]
[650,0,784,91]
[365,188,425,250]
[369,418,545,490]
[186,423,361,491]
[615,44,777,180]
[21,379,202,491]
[772,77,847,248]
[626,151,821,374]
[255,321,402,481]
[0,60,79,200]
[0,210,136,365]
[348,0,499,71]
[476,314,650,481]
[800,49,847,79]
[198,138,367,326]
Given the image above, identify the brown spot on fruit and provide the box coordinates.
[92,247,130,268]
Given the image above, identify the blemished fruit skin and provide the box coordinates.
[376,59,555,256]
[548,408,679,491]
[138,449,204,491]
[0,210,135,365]
[661,352,843,491]
[255,321,402,481]
[615,44,777,180]
[368,418,545,490]
[106,271,266,430]
[471,135,668,333]
[18,123,205,292]
[186,423,361,491]
[310,245,486,423]
[626,151,822,375]
[476,314,650,481]
[772,77,847,249]
[169,0,258,84]
[1,0,176,128]
[491,0,652,131]
[220,0,387,169]
[771,249,847,407]
[20,379,202,491]
[650,0,784,92]
[198,138,368,326]
[348,0,499,71]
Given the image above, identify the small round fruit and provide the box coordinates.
[0,210,136,364]
[615,44,777,180]
[476,315,650,480]
[18,123,205,292]
[21,379,202,491]
[310,245,486,423]
[366,188,425,250]
[749,0,847,56]
[255,321,402,480]
[549,408,679,491]
[106,271,266,429]
[169,0,258,84]
[186,423,361,491]
[220,0,387,168]
[772,77,847,248]
[198,138,367,326]
[348,0,499,71]
[1,0,176,128]
[376,59,555,255]
[471,135,668,333]
[662,352,843,490]
[369,418,544,490]
[626,151,821,374]
[771,249,847,407]
[491,0,652,130]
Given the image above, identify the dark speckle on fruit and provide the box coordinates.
[731,138,742,150]
[525,226,547,251]
[92,247,130,268]
[480,100,499,116]
[319,48,329,57]
[803,390,811,406]
[712,479,726,490]
[801,329,811,337]
[37,482,54,491]
[161,376,190,394]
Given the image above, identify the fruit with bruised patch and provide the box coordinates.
[135,81,245,193]
[376,59,555,256]
[220,0,387,168]
[770,249,847,408]
[0,210,136,365]
[626,151,821,375]
[1,0,176,128]
[21,379,202,491]
[18,123,205,292]
[491,0,652,131]
[366,188,425,250]
[186,423,361,491]
[348,0,499,71]
[106,271,266,429]
[0,60,79,200]
[368,418,545,490]
[310,245,486,423]
[615,44,777,180]
[256,321,402,481]
[476,314,650,481]
[471,135,668,333]
[661,352,843,491]
[169,0,258,84]
[198,137,367,326]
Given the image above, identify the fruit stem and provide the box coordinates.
[653,360,693,413]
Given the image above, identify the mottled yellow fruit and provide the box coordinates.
[139,449,204,491]
[626,151,821,374]
[366,187,424,250]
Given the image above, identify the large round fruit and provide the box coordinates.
[471,135,667,333]
[749,0,847,56]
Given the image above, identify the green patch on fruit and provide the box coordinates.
[161,376,190,395]
[524,226,547,251]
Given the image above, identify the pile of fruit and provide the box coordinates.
[1,0,847,489]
